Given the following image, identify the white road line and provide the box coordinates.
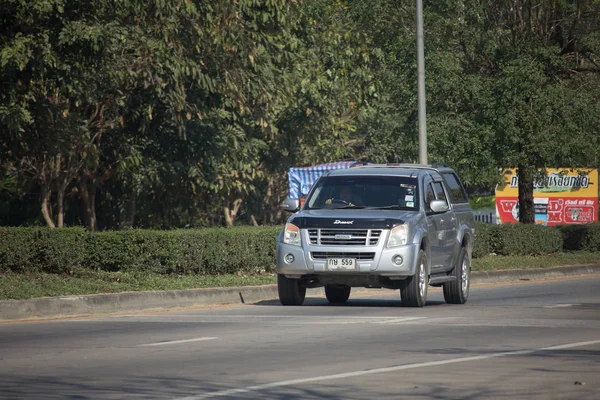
[544,304,581,308]
[138,337,218,347]
[173,339,600,400]
[372,317,427,324]
[171,315,413,319]
[282,317,427,325]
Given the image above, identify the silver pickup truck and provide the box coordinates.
[276,163,475,307]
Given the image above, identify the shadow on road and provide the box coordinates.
[253,298,447,307]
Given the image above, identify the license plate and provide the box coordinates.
[326,258,357,271]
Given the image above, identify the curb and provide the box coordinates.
[1,264,599,322]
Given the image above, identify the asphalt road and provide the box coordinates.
[1,276,600,400]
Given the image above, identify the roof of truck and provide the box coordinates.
[325,163,453,178]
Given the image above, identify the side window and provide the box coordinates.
[442,172,468,204]
[424,183,435,212]
[433,182,448,204]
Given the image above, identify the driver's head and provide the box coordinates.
[339,186,352,200]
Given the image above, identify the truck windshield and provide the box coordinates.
[305,176,419,210]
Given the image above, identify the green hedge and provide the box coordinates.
[0,227,281,275]
[472,223,600,257]
[472,223,496,258]
[0,227,88,273]
[492,223,563,256]
[556,224,600,252]
[1,223,598,275]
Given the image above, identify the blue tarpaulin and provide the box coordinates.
[287,161,356,199]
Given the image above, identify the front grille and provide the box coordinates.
[312,252,376,261]
[307,229,382,246]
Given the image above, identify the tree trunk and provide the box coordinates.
[41,185,56,228]
[223,198,242,227]
[517,163,535,224]
[119,191,136,230]
[80,177,98,231]
[56,188,65,228]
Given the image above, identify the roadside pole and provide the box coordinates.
[416,0,427,165]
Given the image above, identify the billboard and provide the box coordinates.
[495,168,598,225]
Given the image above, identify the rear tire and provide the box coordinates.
[401,250,428,307]
[325,285,351,304]
[278,274,306,306]
[443,247,470,304]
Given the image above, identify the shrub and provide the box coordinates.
[556,223,600,252]
[0,223,587,275]
[0,227,86,273]
[0,227,34,272]
[489,224,563,256]
[83,227,282,275]
[472,222,495,258]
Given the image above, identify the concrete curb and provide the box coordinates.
[1,264,599,322]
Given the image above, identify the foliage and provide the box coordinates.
[472,222,565,257]
[0,226,281,275]
[472,222,496,258]
[1,0,599,229]
[469,196,495,210]
[0,227,87,273]
[556,223,600,252]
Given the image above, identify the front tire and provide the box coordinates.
[278,274,306,306]
[443,247,470,304]
[325,285,351,304]
[401,250,428,307]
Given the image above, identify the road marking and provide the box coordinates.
[372,317,427,324]
[281,317,428,325]
[138,337,218,347]
[173,339,600,399]
[544,303,581,308]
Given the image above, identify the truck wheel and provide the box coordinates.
[401,250,428,307]
[278,274,306,306]
[443,247,470,304]
[325,285,351,304]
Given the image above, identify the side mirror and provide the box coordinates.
[430,199,449,213]
[282,198,300,213]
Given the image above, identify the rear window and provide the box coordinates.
[305,176,419,210]
[442,172,468,204]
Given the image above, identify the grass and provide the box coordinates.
[0,269,277,300]
[1,251,599,301]
[472,251,600,271]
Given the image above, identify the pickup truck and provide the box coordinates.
[276,163,475,307]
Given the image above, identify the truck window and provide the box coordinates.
[305,176,419,210]
[433,182,448,204]
[424,183,435,212]
[442,172,468,204]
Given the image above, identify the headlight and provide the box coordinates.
[386,224,408,248]
[283,223,301,246]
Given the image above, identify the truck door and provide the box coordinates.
[431,181,457,271]
[424,181,446,273]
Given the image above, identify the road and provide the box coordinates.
[1,276,599,400]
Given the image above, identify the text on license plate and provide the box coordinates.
[326,258,357,271]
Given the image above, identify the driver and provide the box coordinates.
[325,186,362,206]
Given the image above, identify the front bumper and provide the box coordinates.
[276,229,419,278]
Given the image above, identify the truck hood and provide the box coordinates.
[288,209,418,229]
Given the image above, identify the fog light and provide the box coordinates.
[392,255,403,266]
[284,253,295,263]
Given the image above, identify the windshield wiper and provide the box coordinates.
[367,205,411,210]
[335,205,366,209]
